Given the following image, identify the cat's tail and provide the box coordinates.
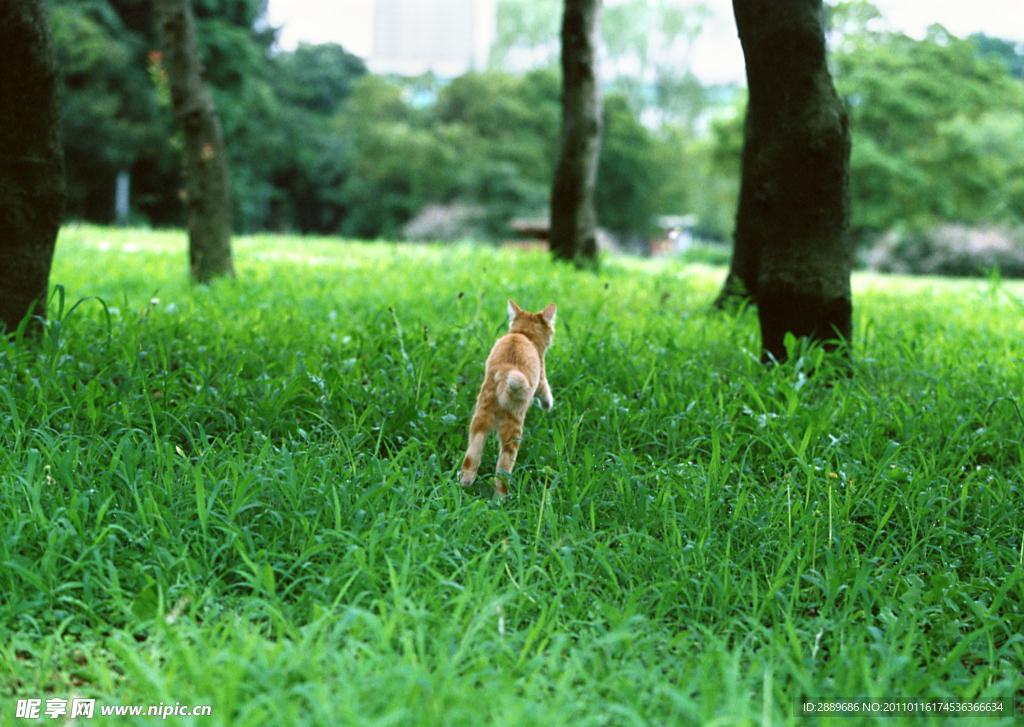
[495,370,530,408]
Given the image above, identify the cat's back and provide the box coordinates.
[487,331,540,370]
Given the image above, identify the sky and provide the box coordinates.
[264,0,1024,85]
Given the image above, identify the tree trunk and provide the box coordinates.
[717,0,852,363]
[155,0,234,284]
[0,0,65,339]
[550,0,603,266]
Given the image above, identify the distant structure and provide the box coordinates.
[370,0,496,77]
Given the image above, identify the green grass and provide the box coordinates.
[1,223,1023,726]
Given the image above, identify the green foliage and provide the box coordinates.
[596,95,660,242]
[438,69,565,234]
[334,76,459,239]
[433,69,562,236]
[601,0,712,130]
[2,226,1023,724]
[275,43,369,117]
[832,23,1024,235]
[50,0,676,243]
[51,0,1024,245]
[488,0,562,69]
[703,9,1024,241]
[264,44,368,234]
[341,70,695,243]
[970,32,1024,79]
[484,0,728,242]
[50,0,709,243]
[50,0,167,218]
[335,70,564,240]
[49,0,367,233]
[493,0,715,130]
[659,97,745,242]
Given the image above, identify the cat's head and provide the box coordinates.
[507,299,556,345]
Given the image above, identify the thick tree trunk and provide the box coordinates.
[717,0,852,362]
[0,0,65,338]
[550,0,603,266]
[155,0,234,284]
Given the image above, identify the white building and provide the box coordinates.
[370,0,497,77]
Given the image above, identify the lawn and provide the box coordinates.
[1,224,1022,726]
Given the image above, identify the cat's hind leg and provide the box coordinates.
[460,410,495,487]
[494,418,523,497]
[535,376,554,410]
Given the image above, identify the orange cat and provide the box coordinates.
[460,300,557,497]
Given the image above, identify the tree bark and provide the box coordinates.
[716,0,852,363]
[0,0,65,339]
[155,0,234,284]
[550,0,603,266]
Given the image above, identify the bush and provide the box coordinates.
[862,224,1024,277]
[400,202,487,242]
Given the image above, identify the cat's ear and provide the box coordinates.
[541,302,557,325]
[507,299,523,321]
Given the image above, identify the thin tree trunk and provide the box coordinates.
[717,0,852,362]
[155,0,234,284]
[0,0,65,338]
[550,0,603,266]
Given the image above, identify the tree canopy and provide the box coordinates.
[832,23,1024,236]
[48,0,1024,245]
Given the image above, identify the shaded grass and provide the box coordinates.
[1,224,1023,725]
